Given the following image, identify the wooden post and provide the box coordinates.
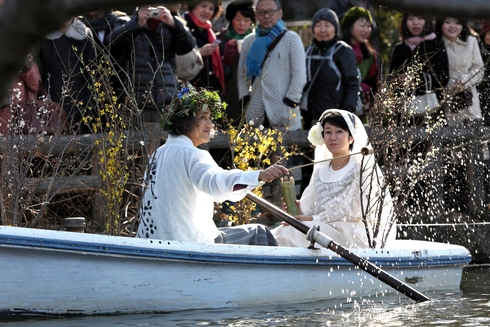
[64,217,86,232]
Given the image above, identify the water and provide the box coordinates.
[1,266,489,327]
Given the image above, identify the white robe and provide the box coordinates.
[272,158,396,249]
[136,134,262,243]
[274,109,396,249]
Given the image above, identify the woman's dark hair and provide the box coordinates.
[341,18,376,60]
[168,115,198,136]
[320,112,354,151]
[188,0,223,20]
[225,0,256,24]
[435,17,470,42]
[400,13,434,40]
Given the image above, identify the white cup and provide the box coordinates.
[237,39,243,53]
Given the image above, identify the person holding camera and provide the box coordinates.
[106,5,196,123]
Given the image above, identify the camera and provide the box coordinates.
[149,7,160,18]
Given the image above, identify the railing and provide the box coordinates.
[1,124,489,227]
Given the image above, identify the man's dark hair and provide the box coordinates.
[256,0,281,10]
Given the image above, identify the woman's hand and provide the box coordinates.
[199,43,219,57]
[258,164,289,183]
[281,198,301,213]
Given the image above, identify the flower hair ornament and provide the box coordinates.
[307,121,325,147]
[163,86,227,131]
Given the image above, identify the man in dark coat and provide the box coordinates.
[106,5,195,122]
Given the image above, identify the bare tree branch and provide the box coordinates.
[370,0,490,18]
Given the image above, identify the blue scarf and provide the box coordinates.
[246,19,286,78]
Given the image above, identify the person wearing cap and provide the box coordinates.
[237,0,306,131]
[299,8,360,194]
[340,6,379,122]
[218,0,255,127]
[301,8,360,130]
[478,20,490,125]
[136,87,288,245]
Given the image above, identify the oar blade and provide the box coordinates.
[246,192,430,303]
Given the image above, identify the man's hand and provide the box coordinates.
[138,6,175,27]
[137,6,151,26]
[154,6,175,27]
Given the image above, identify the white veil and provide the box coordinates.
[312,109,371,166]
[308,109,396,248]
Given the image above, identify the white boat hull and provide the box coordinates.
[0,226,471,315]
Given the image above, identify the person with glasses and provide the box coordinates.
[237,0,306,131]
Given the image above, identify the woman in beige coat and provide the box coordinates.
[436,17,484,125]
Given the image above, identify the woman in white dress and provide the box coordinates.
[271,109,395,249]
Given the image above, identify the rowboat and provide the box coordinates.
[0,225,471,316]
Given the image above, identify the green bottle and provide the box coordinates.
[281,176,299,216]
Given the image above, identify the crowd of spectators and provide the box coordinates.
[7,0,490,133]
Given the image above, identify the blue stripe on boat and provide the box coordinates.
[0,234,471,267]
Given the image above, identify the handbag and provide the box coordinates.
[409,73,440,116]
[409,92,440,116]
[175,46,204,81]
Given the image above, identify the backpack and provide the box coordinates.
[305,42,362,115]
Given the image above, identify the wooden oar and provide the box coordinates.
[245,192,430,303]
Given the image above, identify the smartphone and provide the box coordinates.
[213,39,221,45]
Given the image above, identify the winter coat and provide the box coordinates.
[478,41,490,124]
[238,30,306,131]
[442,35,484,122]
[37,18,96,130]
[80,11,122,49]
[183,13,223,93]
[389,38,449,102]
[303,38,360,127]
[106,15,195,110]
[218,32,244,126]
